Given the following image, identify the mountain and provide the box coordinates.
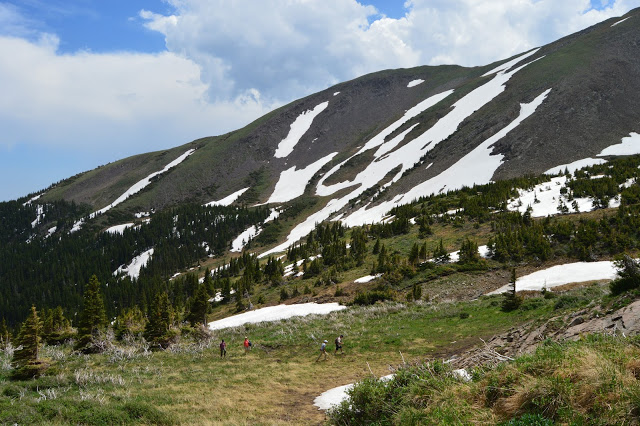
[36,9,640,224]
[3,9,640,324]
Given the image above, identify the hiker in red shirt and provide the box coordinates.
[244,337,251,352]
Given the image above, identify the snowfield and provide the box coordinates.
[114,248,154,280]
[267,152,338,204]
[274,101,329,158]
[262,50,544,257]
[407,79,424,87]
[230,225,261,252]
[597,132,640,157]
[105,223,136,235]
[506,176,619,218]
[204,187,249,207]
[487,261,619,295]
[353,274,382,283]
[313,374,394,410]
[207,302,346,330]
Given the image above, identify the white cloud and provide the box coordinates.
[0,35,273,155]
[141,0,639,103]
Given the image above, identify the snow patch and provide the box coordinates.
[204,187,249,207]
[612,17,630,26]
[267,152,338,204]
[207,302,346,330]
[333,91,340,96]
[274,101,329,158]
[482,48,540,77]
[597,132,640,156]
[314,374,394,411]
[114,248,154,280]
[105,223,136,235]
[91,149,195,219]
[544,158,608,175]
[407,79,424,87]
[230,225,262,252]
[354,274,382,283]
[487,261,618,294]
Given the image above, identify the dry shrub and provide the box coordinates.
[627,358,640,380]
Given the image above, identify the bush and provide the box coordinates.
[350,286,395,306]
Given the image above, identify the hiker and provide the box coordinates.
[335,335,343,354]
[220,339,227,358]
[316,340,328,362]
[244,336,251,352]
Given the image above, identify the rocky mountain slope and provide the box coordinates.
[31,9,640,232]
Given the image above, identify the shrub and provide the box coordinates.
[350,286,395,306]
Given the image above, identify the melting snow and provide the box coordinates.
[487,261,619,294]
[114,248,154,280]
[354,274,382,283]
[333,91,340,96]
[262,51,543,256]
[506,176,615,217]
[545,158,607,175]
[23,194,42,206]
[407,79,424,88]
[31,205,44,228]
[267,152,338,204]
[597,132,640,156]
[230,225,261,252]
[314,374,394,411]
[207,302,346,330]
[274,101,329,158]
[91,149,195,219]
[105,223,136,235]
[264,208,281,223]
[482,48,540,77]
[612,17,630,26]
[348,89,551,223]
[204,187,249,207]
[447,245,490,262]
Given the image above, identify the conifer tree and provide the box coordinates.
[144,291,175,348]
[412,283,422,301]
[433,239,450,263]
[0,318,11,349]
[501,268,522,312]
[43,306,72,345]
[372,238,381,254]
[458,238,480,264]
[114,306,147,339]
[75,275,108,352]
[187,284,211,326]
[12,305,48,379]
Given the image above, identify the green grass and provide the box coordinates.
[0,291,570,424]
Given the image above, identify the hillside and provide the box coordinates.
[2,8,640,425]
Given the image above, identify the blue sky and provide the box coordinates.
[1,0,638,201]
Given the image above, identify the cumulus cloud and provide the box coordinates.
[141,0,639,103]
[0,35,273,154]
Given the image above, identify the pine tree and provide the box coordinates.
[187,284,211,326]
[75,275,108,352]
[43,306,72,345]
[408,243,420,265]
[114,306,147,339]
[412,283,422,301]
[458,238,480,264]
[433,239,450,263]
[501,268,522,312]
[12,305,48,379]
[0,318,11,349]
[372,238,381,254]
[144,291,175,348]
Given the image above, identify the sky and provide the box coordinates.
[1,0,639,201]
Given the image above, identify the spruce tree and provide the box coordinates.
[75,275,108,352]
[186,284,211,326]
[43,306,72,345]
[0,318,11,349]
[144,291,175,348]
[12,305,48,379]
[501,268,522,312]
[433,239,450,263]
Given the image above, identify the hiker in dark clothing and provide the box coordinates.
[220,339,227,358]
[335,335,344,354]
